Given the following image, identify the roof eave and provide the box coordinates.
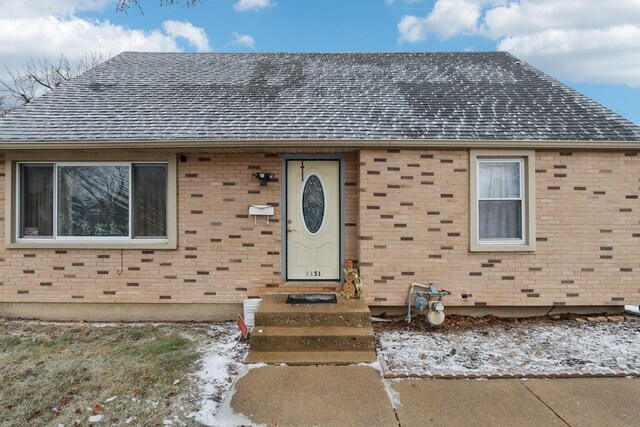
[0,138,639,151]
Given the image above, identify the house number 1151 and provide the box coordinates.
[306,271,321,277]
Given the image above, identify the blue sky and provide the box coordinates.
[1,0,639,124]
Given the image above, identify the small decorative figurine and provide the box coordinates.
[342,259,362,299]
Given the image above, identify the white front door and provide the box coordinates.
[286,160,340,281]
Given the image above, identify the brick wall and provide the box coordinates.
[0,152,359,304]
[358,149,640,307]
[1,148,638,309]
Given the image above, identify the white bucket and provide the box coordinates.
[243,298,262,330]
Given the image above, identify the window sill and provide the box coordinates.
[470,242,536,252]
[6,240,177,250]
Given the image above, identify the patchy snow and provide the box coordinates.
[1,319,176,328]
[2,319,261,424]
[189,322,264,426]
[381,377,400,409]
[202,363,267,427]
[377,319,640,376]
[625,306,640,315]
[357,358,400,408]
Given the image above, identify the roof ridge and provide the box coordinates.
[117,51,510,55]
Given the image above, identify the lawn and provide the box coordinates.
[0,321,245,426]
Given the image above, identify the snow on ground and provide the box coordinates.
[3,319,260,425]
[626,305,640,314]
[357,359,401,408]
[189,322,264,426]
[377,319,640,375]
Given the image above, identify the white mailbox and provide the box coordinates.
[249,204,274,224]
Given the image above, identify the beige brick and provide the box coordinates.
[1,149,639,308]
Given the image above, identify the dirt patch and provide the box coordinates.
[374,312,619,333]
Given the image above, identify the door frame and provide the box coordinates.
[281,154,345,283]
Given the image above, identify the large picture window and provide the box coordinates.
[17,162,168,241]
[470,150,536,252]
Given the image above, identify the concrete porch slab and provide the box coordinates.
[258,293,370,313]
[231,366,397,427]
[255,293,371,327]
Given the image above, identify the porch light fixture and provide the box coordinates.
[252,172,275,186]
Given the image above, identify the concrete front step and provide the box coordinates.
[247,293,376,365]
[245,350,378,365]
[250,326,376,352]
[255,294,371,327]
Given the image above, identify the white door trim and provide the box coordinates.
[281,155,345,283]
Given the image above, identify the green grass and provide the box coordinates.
[0,322,210,426]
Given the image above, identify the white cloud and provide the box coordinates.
[397,16,429,42]
[230,32,256,48]
[0,16,211,60]
[499,25,640,86]
[0,0,112,18]
[482,0,640,38]
[163,20,211,52]
[398,0,483,42]
[0,16,178,58]
[396,0,640,87]
[233,0,276,12]
[0,1,211,78]
[425,0,483,38]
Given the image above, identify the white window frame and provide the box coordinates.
[476,158,525,245]
[470,149,536,252]
[6,153,177,250]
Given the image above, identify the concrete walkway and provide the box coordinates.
[391,378,563,426]
[230,366,640,426]
[391,377,640,426]
[231,366,397,426]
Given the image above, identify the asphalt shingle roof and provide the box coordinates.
[1,51,639,143]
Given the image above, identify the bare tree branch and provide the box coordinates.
[0,93,12,117]
[0,52,108,116]
[116,0,200,13]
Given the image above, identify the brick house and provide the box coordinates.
[0,52,639,321]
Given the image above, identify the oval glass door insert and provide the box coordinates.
[302,174,325,234]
